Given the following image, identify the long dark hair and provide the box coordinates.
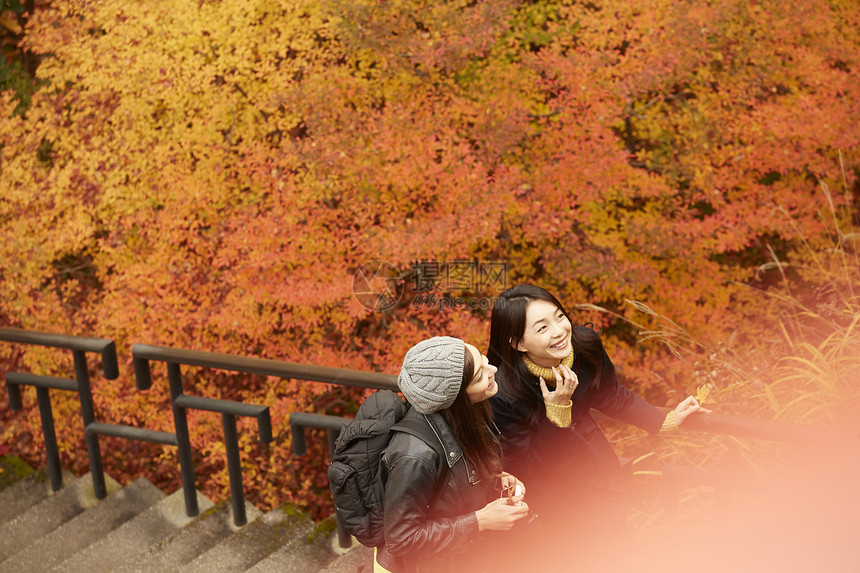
[440,348,503,483]
[488,284,605,427]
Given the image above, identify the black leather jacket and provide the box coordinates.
[377,408,497,573]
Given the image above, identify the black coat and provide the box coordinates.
[490,340,665,555]
[378,408,498,573]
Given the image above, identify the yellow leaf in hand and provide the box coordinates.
[695,383,711,405]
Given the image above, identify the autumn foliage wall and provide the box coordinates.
[1,0,858,514]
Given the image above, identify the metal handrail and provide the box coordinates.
[2,328,846,540]
[594,407,836,445]
[676,409,835,444]
[129,343,395,526]
[132,344,397,391]
[1,328,120,496]
[0,328,119,378]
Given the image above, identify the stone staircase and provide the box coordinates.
[0,457,373,573]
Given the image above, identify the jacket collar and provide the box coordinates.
[423,411,463,469]
[404,408,484,484]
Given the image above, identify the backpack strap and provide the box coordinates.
[392,417,450,489]
[393,418,443,454]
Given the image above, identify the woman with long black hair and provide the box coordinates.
[487,284,707,568]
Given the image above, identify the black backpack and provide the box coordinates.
[327,389,446,547]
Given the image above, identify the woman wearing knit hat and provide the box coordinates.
[375,336,530,573]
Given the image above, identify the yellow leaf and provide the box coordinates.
[695,383,712,405]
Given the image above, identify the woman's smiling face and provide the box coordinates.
[464,343,498,403]
[515,299,572,367]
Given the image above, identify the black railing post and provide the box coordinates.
[222,412,247,526]
[35,386,63,491]
[6,377,23,410]
[167,361,199,517]
[289,412,350,547]
[99,340,120,380]
[7,373,82,491]
[327,429,340,458]
[73,349,106,499]
[170,394,272,527]
[326,427,352,549]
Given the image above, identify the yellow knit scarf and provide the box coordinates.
[521,349,574,383]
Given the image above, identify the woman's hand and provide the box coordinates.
[475,497,530,532]
[498,472,526,504]
[539,365,578,406]
[672,395,712,425]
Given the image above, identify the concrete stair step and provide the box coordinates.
[52,486,213,573]
[182,507,309,573]
[0,476,163,573]
[109,500,243,573]
[243,512,335,573]
[318,545,375,573]
[0,461,363,573]
[0,457,74,526]
[0,472,120,562]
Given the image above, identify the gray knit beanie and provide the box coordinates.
[397,337,466,414]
